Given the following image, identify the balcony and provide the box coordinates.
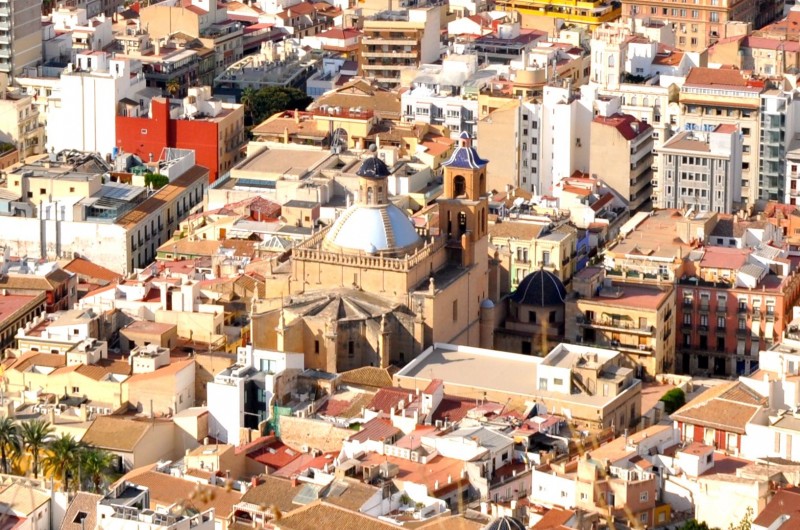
[791,189,800,197]
[716,305,727,315]
[617,343,655,355]
[578,316,655,336]
[698,303,710,313]
[362,51,417,59]
[736,328,749,338]
[683,300,694,309]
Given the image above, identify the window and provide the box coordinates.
[542,251,550,266]
[554,378,564,386]
[539,378,548,390]
[580,492,588,500]
[348,341,354,357]
[71,386,79,394]
[640,492,649,502]
[314,340,319,354]
[453,300,458,321]
[640,513,648,523]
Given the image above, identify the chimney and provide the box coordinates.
[251,475,259,488]
[294,109,300,124]
[291,475,298,487]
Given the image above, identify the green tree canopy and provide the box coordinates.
[20,419,53,479]
[241,86,313,129]
[145,173,169,190]
[680,520,713,530]
[660,387,686,415]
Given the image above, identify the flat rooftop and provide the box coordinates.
[398,343,539,396]
[232,147,332,181]
[578,282,672,311]
[541,343,619,368]
[397,343,641,407]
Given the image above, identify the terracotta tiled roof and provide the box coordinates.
[671,382,765,434]
[125,359,194,383]
[339,366,396,389]
[753,488,800,530]
[239,475,301,515]
[9,352,66,371]
[60,492,102,530]
[348,417,400,443]
[277,501,397,530]
[684,67,764,90]
[80,416,156,452]
[247,440,302,470]
[61,257,122,283]
[125,470,242,519]
[592,113,651,141]
[532,507,576,530]
[489,221,547,240]
[366,387,411,413]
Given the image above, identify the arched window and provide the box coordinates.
[367,187,374,204]
[453,175,466,197]
[458,211,467,234]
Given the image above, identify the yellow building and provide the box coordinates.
[0,89,45,158]
[489,220,577,293]
[255,133,495,371]
[565,267,676,377]
[496,0,621,29]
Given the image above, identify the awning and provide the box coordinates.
[765,321,775,343]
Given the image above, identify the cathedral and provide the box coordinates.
[253,133,498,373]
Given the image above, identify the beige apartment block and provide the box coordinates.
[566,267,676,377]
[622,0,781,52]
[590,114,653,212]
[678,67,763,206]
[0,90,44,157]
[489,220,577,293]
[358,8,441,89]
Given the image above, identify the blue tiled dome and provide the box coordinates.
[357,155,391,179]
[442,132,488,170]
[508,269,567,307]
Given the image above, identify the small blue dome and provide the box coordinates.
[357,155,391,179]
[508,269,567,307]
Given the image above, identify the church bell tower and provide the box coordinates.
[438,132,489,268]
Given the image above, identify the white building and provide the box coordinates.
[46,51,147,158]
[538,84,594,196]
[97,483,215,530]
[207,344,304,446]
[653,124,743,213]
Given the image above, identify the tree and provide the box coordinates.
[241,86,312,129]
[43,434,83,491]
[680,520,712,530]
[660,388,686,414]
[81,448,114,493]
[145,172,169,190]
[166,79,181,98]
[19,420,53,479]
[729,507,753,530]
[0,418,20,475]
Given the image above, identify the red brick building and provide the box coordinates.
[677,246,800,377]
[116,88,245,183]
